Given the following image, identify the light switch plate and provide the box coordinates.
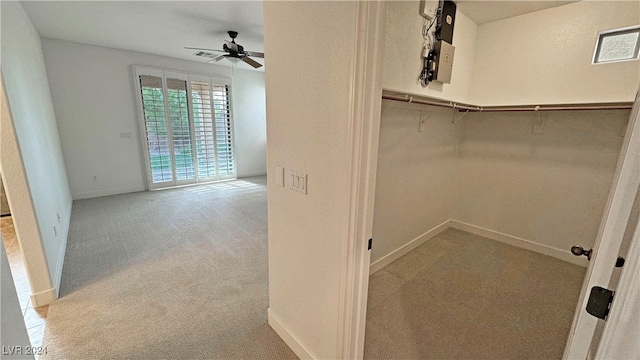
[289,170,307,194]
[276,166,284,187]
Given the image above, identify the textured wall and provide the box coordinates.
[383,1,478,103]
[455,110,628,253]
[372,101,460,263]
[264,1,359,358]
[469,1,640,105]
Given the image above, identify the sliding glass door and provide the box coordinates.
[135,67,235,189]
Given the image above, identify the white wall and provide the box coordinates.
[383,1,478,103]
[372,107,627,271]
[1,1,71,304]
[371,101,459,266]
[233,70,267,177]
[469,1,640,105]
[455,110,628,254]
[264,2,360,358]
[41,38,267,199]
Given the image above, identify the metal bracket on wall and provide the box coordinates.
[452,110,469,125]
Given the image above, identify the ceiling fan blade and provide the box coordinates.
[245,51,264,58]
[224,40,239,53]
[207,54,227,63]
[242,56,262,69]
[184,47,226,52]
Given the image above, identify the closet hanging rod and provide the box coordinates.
[381,93,633,112]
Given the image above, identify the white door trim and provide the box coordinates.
[336,2,387,359]
[595,209,640,359]
[564,88,640,359]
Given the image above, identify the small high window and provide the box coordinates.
[593,26,640,64]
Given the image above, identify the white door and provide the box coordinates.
[595,208,640,359]
[564,88,640,359]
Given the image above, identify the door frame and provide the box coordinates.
[564,88,640,359]
[595,208,640,358]
[336,1,387,359]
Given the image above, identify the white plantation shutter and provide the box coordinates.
[139,74,173,184]
[166,77,195,181]
[191,81,218,179]
[212,84,234,177]
[135,67,236,189]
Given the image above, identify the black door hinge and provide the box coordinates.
[586,286,614,320]
[368,238,372,250]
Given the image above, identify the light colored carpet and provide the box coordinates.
[41,176,297,359]
[364,228,585,359]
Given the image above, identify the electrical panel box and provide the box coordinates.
[433,41,455,83]
[420,0,439,20]
[436,0,457,44]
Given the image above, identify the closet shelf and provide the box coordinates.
[382,90,634,112]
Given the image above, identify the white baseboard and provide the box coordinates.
[370,220,451,274]
[268,308,316,359]
[449,220,588,267]
[238,170,267,178]
[30,287,56,307]
[73,186,144,200]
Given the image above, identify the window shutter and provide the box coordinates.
[213,84,234,176]
[135,67,236,188]
[139,75,173,184]
[191,81,217,179]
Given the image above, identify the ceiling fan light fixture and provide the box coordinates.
[185,31,264,69]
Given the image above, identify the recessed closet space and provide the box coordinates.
[364,1,638,359]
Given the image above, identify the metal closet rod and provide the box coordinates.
[381,92,634,112]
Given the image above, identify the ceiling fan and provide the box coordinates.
[185,31,264,69]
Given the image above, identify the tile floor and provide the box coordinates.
[1,217,48,353]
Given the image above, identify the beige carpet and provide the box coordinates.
[42,177,297,359]
[364,228,585,359]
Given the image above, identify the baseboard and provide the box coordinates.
[238,170,267,178]
[268,308,316,359]
[370,220,451,274]
[30,288,56,307]
[73,186,144,200]
[449,220,588,267]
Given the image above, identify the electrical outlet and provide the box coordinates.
[120,132,131,138]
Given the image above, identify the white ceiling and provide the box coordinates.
[22,1,577,71]
[456,1,577,24]
[22,1,265,71]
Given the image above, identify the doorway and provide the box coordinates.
[364,98,635,358]
[0,177,49,348]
